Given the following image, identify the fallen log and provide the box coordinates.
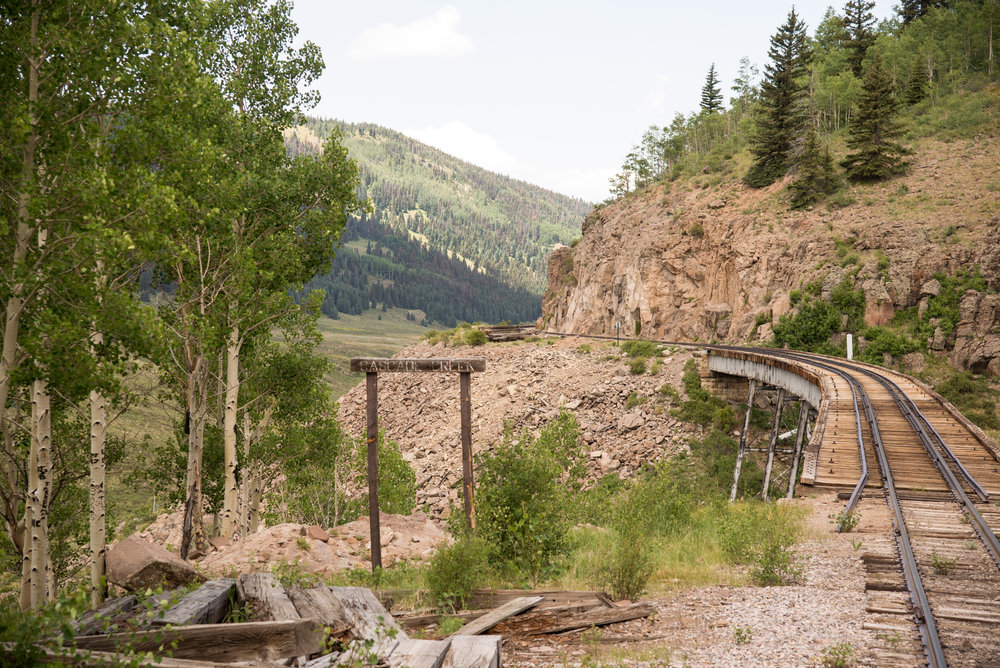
[71,619,329,662]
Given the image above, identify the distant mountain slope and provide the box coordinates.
[286,120,589,295]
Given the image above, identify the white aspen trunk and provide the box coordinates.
[89,389,107,606]
[220,324,240,538]
[248,464,262,534]
[3,5,38,573]
[180,356,207,559]
[27,379,51,608]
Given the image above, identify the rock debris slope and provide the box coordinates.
[337,339,696,517]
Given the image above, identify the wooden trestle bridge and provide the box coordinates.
[538,331,1000,668]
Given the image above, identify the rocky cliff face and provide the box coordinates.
[542,139,1000,376]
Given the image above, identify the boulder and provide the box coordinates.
[920,279,941,297]
[106,534,204,592]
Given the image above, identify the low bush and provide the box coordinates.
[628,358,647,375]
[620,340,661,359]
[426,536,490,612]
[472,411,586,582]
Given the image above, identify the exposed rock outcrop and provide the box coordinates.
[542,139,1000,375]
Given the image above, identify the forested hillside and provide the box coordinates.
[286,120,589,297]
[302,214,540,327]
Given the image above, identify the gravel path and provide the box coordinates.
[506,492,880,667]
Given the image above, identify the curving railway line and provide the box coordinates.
[539,330,1000,667]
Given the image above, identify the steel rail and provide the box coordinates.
[723,348,945,667]
[799,355,1000,572]
[540,331,947,666]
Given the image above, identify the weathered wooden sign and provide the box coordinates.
[350,357,486,373]
[350,356,486,573]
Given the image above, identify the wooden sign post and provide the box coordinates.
[349,357,486,573]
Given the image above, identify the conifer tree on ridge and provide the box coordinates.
[841,54,911,180]
[700,63,723,113]
[744,9,812,188]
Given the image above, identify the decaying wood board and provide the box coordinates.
[153,579,236,626]
[238,573,300,621]
[290,585,404,658]
[386,638,452,668]
[72,595,137,635]
[466,589,613,610]
[442,635,502,668]
[71,619,327,662]
[523,602,655,635]
[449,596,544,637]
[22,647,288,667]
[398,608,488,630]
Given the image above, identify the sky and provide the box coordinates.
[290,1,896,203]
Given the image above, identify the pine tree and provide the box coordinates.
[745,9,812,188]
[841,54,911,180]
[789,126,840,208]
[700,63,723,113]
[843,0,877,76]
[904,60,928,104]
[900,0,949,24]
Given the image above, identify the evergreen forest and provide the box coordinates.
[609,0,1000,204]
[286,120,590,297]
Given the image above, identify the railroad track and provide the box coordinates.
[540,331,1000,666]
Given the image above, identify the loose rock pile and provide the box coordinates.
[337,338,697,517]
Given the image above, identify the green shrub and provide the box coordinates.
[674,360,735,428]
[463,328,487,346]
[628,358,647,375]
[772,279,865,353]
[352,429,417,516]
[473,412,586,581]
[717,503,802,585]
[858,326,921,364]
[597,525,654,601]
[625,392,648,410]
[620,340,660,359]
[426,536,490,612]
[935,370,1000,430]
[924,269,988,338]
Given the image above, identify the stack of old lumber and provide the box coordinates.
[480,325,537,342]
[48,577,654,667]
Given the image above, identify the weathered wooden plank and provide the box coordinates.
[71,620,327,662]
[442,635,501,668]
[517,602,656,635]
[328,585,405,639]
[349,358,486,373]
[399,608,488,630]
[450,596,544,637]
[238,573,300,621]
[16,647,287,667]
[73,595,138,635]
[153,579,236,626]
[290,586,404,658]
[465,589,612,610]
[386,638,452,668]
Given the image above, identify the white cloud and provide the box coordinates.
[347,6,474,61]
[536,167,612,203]
[641,74,672,114]
[405,121,518,174]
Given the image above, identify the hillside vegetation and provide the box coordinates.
[286,120,589,322]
